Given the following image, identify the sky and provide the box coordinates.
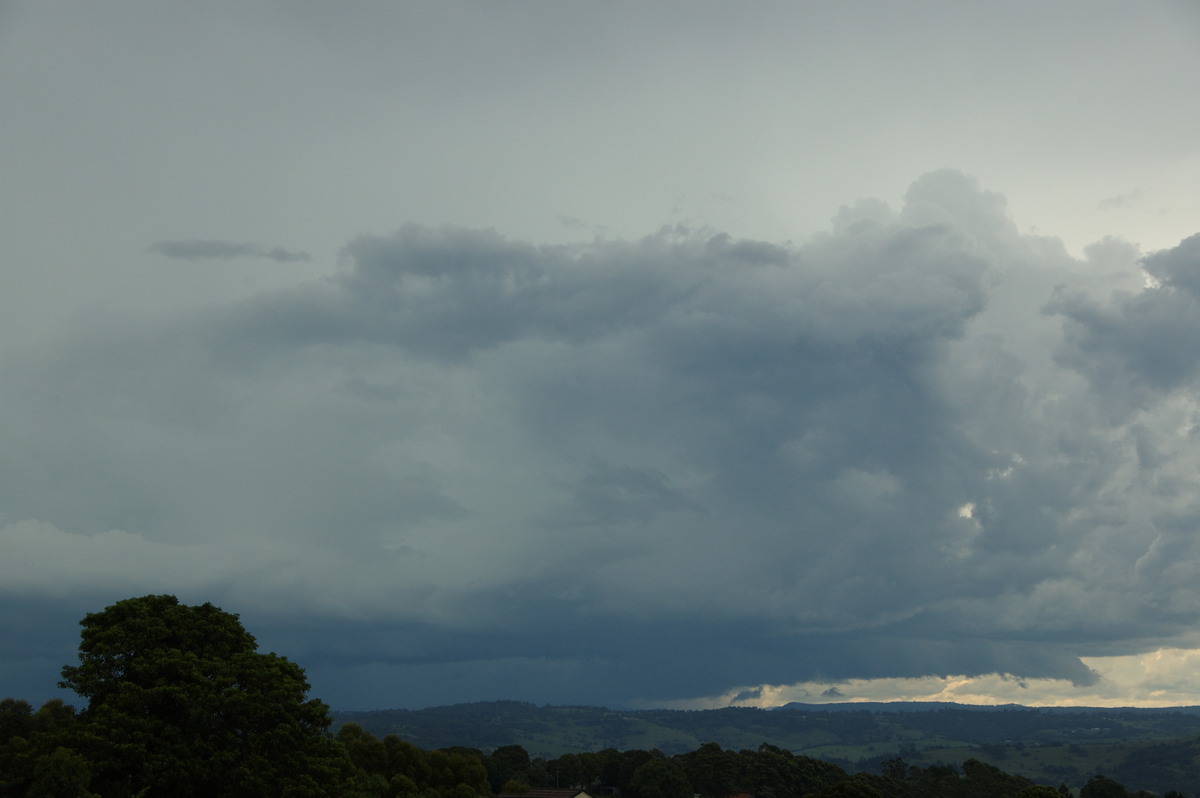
[2,1,1200,712]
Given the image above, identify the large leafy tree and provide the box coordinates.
[59,594,348,797]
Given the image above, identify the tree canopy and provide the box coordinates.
[57,594,346,797]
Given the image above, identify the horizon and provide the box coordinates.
[335,696,1200,712]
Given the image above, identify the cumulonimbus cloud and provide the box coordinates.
[4,170,1200,709]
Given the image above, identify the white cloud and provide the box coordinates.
[672,649,1200,709]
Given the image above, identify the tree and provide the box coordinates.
[58,594,349,797]
[486,744,531,793]
[338,723,388,776]
[25,746,99,798]
[1015,787,1063,798]
[1079,775,1131,798]
[630,757,691,798]
[958,758,1037,798]
[678,742,739,798]
[0,698,35,745]
[817,780,883,798]
[0,699,84,797]
[426,748,489,797]
[384,735,433,787]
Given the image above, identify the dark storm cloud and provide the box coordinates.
[148,239,311,262]
[1144,233,1200,295]
[1049,233,1200,403]
[544,460,695,528]
[5,171,1200,709]
[264,613,1103,709]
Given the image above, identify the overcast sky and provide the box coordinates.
[3,1,1200,712]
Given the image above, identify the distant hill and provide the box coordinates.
[331,700,1200,795]
[332,700,1200,756]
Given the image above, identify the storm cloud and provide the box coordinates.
[4,171,1199,708]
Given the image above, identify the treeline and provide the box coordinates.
[329,732,848,798]
[329,729,1182,798]
[2,696,1180,798]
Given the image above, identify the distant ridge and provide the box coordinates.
[332,699,1200,759]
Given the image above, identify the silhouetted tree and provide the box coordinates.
[58,594,348,796]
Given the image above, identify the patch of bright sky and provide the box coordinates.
[659,648,1200,709]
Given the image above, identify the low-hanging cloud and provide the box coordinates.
[4,170,1200,709]
[148,239,311,262]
